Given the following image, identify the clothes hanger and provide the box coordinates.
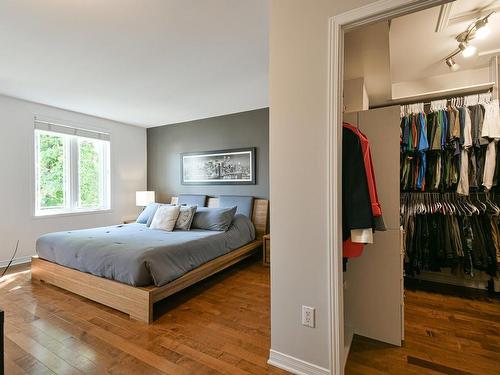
[484,192,500,215]
[473,192,487,214]
[465,194,480,215]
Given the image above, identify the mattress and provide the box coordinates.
[36,214,255,287]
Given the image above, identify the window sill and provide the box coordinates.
[33,208,113,219]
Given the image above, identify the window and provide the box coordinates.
[34,119,110,216]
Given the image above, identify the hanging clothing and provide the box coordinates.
[401,193,499,278]
[342,126,373,241]
[463,107,472,148]
[481,99,500,140]
[483,140,497,190]
[457,149,469,195]
[470,104,487,147]
[342,124,386,259]
[401,100,497,195]
[343,123,384,222]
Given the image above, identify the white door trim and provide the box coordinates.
[327,1,449,374]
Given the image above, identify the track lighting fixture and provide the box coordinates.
[475,24,491,39]
[443,11,495,70]
[445,57,459,71]
[461,43,477,58]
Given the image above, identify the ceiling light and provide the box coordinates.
[445,57,459,71]
[444,11,494,69]
[462,44,477,58]
[475,25,491,39]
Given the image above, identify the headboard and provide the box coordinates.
[170,197,269,240]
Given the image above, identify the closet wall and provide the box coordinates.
[343,106,403,347]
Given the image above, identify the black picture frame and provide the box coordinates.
[181,147,256,185]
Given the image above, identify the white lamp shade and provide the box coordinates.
[136,191,155,206]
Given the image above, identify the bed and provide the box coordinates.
[31,197,269,323]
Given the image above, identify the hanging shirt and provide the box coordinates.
[431,111,442,150]
[441,110,448,149]
[483,140,497,190]
[411,114,418,151]
[451,107,461,139]
[457,149,469,195]
[416,113,428,190]
[417,112,429,151]
[463,107,472,148]
[401,116,409,152]
[470,104,486,147]
[434,154,441,190]
[458,107,466,145]
[481,99,500,140]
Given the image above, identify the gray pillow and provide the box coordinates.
[136,203,160,224]
[178,194,207,207]
[191,206,237,231]
[219,195,254,218]
[175,205,197,230]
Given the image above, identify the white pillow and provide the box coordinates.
[149,205,181,231]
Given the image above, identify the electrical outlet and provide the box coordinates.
[302,306,315,328]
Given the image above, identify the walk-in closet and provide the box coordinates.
[341,1,500,373]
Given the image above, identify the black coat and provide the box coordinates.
[342,127,373,241]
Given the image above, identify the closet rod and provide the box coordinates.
[371,86,494,109]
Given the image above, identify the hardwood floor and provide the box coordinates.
[0,257,289,375]
[2,259,499,375]
[346,288,500,375]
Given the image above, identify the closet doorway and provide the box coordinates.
[337,1,500,374]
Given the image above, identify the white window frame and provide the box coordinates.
[34,119,111,217]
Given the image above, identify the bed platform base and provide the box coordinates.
[31,197,269,323]
[31,240,262,323]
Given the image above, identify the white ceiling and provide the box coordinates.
[390,0,500,84]
[0,0,269,127]
[344,0,500,106]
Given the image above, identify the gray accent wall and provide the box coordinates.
[147,108,269,202]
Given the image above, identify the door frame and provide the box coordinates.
[327,1,450,373]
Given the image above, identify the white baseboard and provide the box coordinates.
[0,256,32,268]
[268,350,330,375]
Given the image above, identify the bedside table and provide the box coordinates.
[263,234,270,266]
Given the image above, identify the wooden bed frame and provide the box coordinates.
[31,197,269,323]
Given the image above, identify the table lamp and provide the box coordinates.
[136,191,156,208]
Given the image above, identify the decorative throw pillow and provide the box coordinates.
[175,205,197,230]
[146,204,172,227]
[136,203,160,224]
[149,205,181,231]
[191,206,237,231]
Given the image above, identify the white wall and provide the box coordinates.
[0,95,146,265]
[269,0,382,372]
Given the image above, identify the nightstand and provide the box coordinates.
[263,234,270,266]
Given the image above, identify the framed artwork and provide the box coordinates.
[181,147,256,185]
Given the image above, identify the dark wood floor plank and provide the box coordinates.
[346,289,500,375]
